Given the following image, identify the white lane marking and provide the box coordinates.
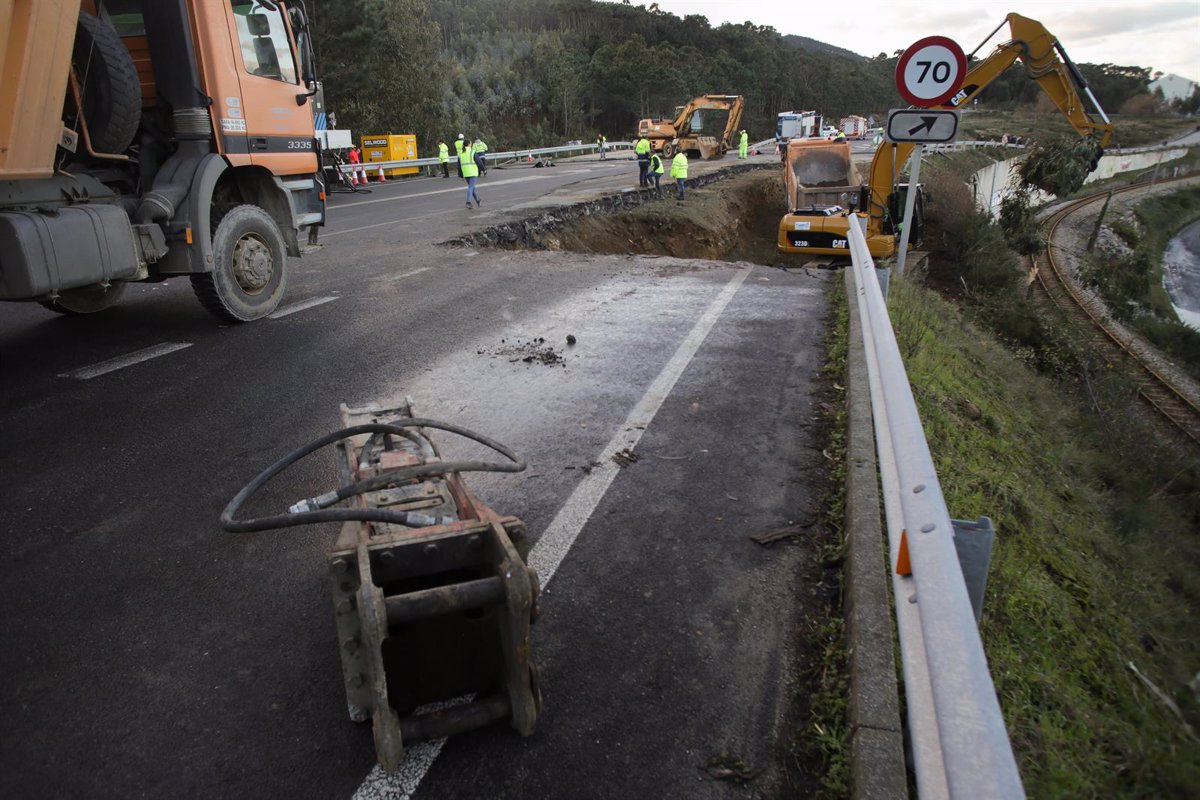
[386,267,432,282]
[352,266,751,799]
[268,296,338,319]
[58,342,192,380]
[528,267,750,582]
[329,171,590,212]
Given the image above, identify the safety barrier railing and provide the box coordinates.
[338,141,634,177]
[847,217,1025,799]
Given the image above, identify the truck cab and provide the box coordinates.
[0,0,325,321]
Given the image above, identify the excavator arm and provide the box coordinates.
[720,96,746,151]
[862,12,1114,241]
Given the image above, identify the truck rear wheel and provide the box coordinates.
[39,282,127,315]
[190,205,288,322]
[661,142,675,158]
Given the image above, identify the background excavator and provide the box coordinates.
[777,13,1115,259]
[638,94,744,160]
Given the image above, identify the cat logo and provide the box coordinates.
[948,88,971,107]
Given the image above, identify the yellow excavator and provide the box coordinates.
[777,13,1115,259]
[638,94,744,160]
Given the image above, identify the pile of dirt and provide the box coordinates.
[543,171,786,265]
[477,336,567,366]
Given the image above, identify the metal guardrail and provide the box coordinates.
[339,141,635,175]
[846,217,1024,799]
[925,140,1026,153]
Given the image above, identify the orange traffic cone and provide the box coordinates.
[376,165,387,183]
[527,153,534,163]
[349,171,358,186]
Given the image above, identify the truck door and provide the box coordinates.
[224,1,316,176]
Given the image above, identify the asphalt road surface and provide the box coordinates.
[0,151,833,798]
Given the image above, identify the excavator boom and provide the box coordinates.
[780,12,1114,260]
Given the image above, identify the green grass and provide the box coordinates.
[800,274,852,799]
[959,109,1198,149]
[885,272,1200,797]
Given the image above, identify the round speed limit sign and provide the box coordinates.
[896,36,967,107]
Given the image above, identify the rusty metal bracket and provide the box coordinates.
[223,397,541,771]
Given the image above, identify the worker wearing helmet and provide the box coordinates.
[738,129,749,159]
[454,133,466,179]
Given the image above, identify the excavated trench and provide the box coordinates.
[451,166,789,265]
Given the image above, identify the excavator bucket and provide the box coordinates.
[784,139,860,210]
[327,399,541,772]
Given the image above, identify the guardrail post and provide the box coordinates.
[951,517,995,623]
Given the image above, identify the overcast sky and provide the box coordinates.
[602,0,1200,81]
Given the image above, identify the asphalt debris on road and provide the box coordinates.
[478,336,567,366]
[611,447,640,467]
[702,752,764,784]
[749,520,815,546]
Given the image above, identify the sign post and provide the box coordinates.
[893,36,966,275]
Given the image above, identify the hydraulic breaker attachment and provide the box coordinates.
[221,398,541,772]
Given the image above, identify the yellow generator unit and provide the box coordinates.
[362,134,419,177]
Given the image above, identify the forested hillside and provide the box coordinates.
[310,0,1155,154]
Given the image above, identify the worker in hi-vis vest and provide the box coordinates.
[438,140,449,178]
[473,137,488,175]
[460,142,481,208]
[634,136,651,187]
[648,151,664,195]
[738,129,749,159]
[670,151,688,200]
[454,133,465,179]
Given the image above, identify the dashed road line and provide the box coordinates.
[385,267,432,282]
[351,266,751,799]
[268,296,339,319]
[58,342,193,380]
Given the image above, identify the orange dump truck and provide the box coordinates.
[0,0,325,321]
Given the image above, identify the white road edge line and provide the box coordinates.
[269,296,339,319]
[352,266,752,800]
[58,342,193,380]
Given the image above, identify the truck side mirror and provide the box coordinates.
[287,5,317,88]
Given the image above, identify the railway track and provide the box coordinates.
[1034,179,1200,445]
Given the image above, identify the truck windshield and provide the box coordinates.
[231,1,298,84]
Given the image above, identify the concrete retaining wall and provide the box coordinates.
[971,147,1190,217]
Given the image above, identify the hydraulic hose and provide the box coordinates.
[221,420,525,534]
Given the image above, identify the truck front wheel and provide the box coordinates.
[190,205,288,322]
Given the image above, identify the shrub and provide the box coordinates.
[1019,138,1102,196]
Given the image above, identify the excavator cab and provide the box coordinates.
[884,183,925,244]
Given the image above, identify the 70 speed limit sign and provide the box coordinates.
[895,35,967,108]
